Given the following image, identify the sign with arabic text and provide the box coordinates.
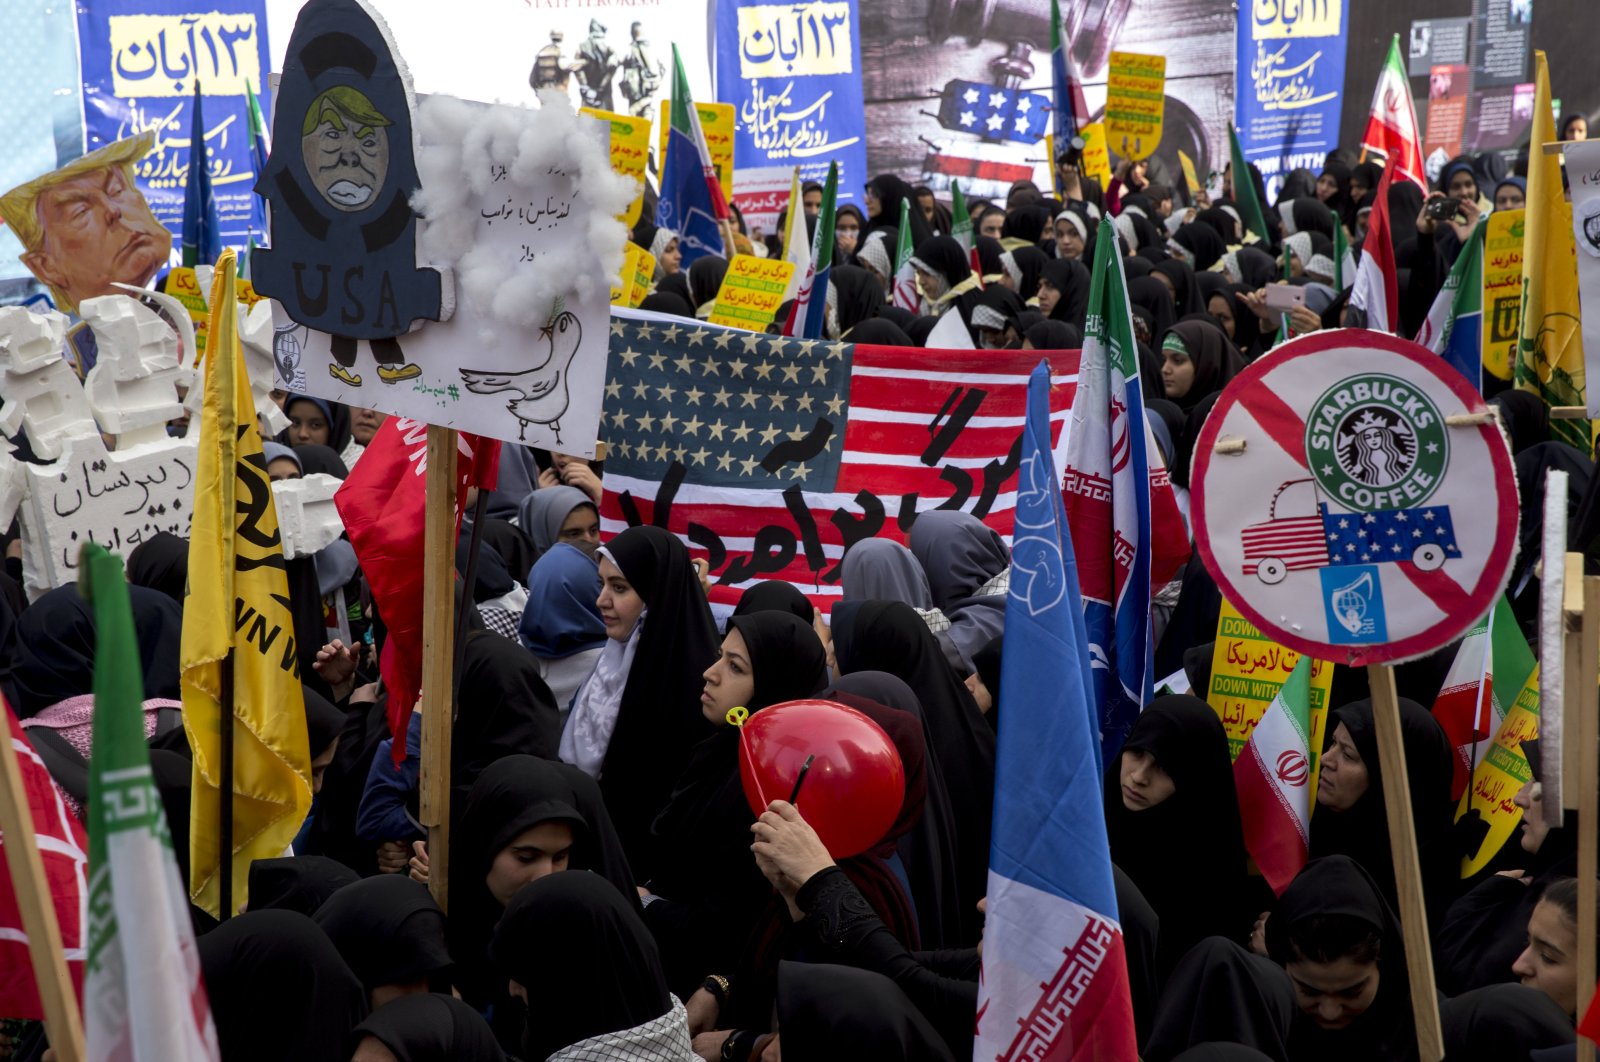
[1457,661,1540,877]
[658,99,736,204]
[1207,597,1334,763]
[1192,330,1518,667]
[1565,138,1600,416]
[582,107,652,229]
[1105,51,1165,161]
[716,0,867,208]
[1482,208,1524,382]
[707,254,795,329]
[76,0,272,257]
[1234,0,1347,202]
[165,266,260,361]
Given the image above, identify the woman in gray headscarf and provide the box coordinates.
[907,512,1009,673]
[517,485,600,562]
[839,538,965,673]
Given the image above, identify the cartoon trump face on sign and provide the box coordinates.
[0,133,172,314]
[300,86,392,212]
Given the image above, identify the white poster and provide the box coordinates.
[1564,138,1600,418]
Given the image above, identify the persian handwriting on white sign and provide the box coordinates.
[108,13,263,97]
[481,196,573,227]
[50,455,194,520]
[737,2,854,79]
[739,82,860,159]
[1250,42,1337,111]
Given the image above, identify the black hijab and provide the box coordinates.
[1491,390,1551,455]
[596,525,720,874]
[845,318,916,346]
[1222,282,1266,360]
[1129,276,1178,346]
[453,631,562,787]
[687,255,729,312]
[312,875,453,995]
[293,443,350,479]
[1309,699,1458,929]
[490,872,676,1062]
[1040,256,1091,328]
[1104,696,1254,974]
[246,855,359,916]
[1145,937,1294,1062]
[1173,223,1227,271]
[911,235,972,289]
[1153,258,1205,318]
[280,396,354,453]
[834,600,994,941]
[637,291,695,319]
[1265,855,1418,1062]
[1024,318,1082,349]
[831,264,884,335]
[866,175,932,246]
[1195,206,1242,246]
[1003,204,1053,247]
[906,315,940,345]
[775,961,955,1062]
[303,684,344,760]
[199,909,368,1062]
[126,531,189,604]
[1162,316,1247,411]
[1009,244,1049,300]
[349,994,506,1061]
[1440,984,1576,1058]
[1279,197,1337,240]
[12,582,181,715]
[973,235,1005,279]
[1318,159,1354,229]
[647,612,828,991]
[732,579,815,624]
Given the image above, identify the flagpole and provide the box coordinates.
[218,651,234,920]
[419,426,459,913]
[1569,565,1599,1061]
[0,710,86,1061]
[1365,663,1444,1061]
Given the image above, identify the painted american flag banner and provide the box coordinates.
[600,308,1079,610]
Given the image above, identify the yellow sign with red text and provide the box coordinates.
[707,255,795,329]
[582,107,652,229]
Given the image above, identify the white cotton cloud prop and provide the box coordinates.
[412,90,637,337]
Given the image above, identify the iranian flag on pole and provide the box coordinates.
[779,167,811,305]
[1234,656,1315,896]
[1350,164,1400,333]
[891,198,920,312]
[947,179,983,284]
[82,543,219,1061]
[1360,35,1428,191]
[1431,598,1534,803]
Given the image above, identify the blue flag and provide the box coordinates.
[181,83,221,269]
[656,45,726,268]
[974,359,1139,1057]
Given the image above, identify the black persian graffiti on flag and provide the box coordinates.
[599,310,1079,610]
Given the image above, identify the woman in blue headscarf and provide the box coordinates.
[519,543,608,714]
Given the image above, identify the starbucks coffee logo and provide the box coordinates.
[1305,374,1447,511]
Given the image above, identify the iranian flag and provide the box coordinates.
[82,543,218,1060]
[782,160,837,339]
[779,167,811,305]
[1431,598,1534,802]
[1234,656,1314,896]
[948,179,984,283]
[891,197,920,312]
[1360,35,1428,192]
[1350,163,1400,332]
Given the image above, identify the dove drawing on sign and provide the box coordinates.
[459,309,583,443]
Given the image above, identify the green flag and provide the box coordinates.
[1228,123,1271,245]
[950,180,972,252]
[894,197,914,272]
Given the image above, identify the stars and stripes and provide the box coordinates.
[1323,505,1461,567]
[936,80,1051,145]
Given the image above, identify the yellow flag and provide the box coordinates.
[181,249,311,918]
[1516,51,1589,449]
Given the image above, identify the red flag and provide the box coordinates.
[1350,165,1400,333]
[1360,35,1428,192]
[334,420,500,765]
[0,698,87,1019]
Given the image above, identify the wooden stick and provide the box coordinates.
[1365,663,1444,1062]
[0,724,86,1062]
[1565,554,1586,812]
[1552,407,1595,420]
[1577,572,1600,1062]
[419,425,458,914]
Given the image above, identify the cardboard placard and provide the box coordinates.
[612,243,644,306]
[1207,597,1334,763]
[658,99,736,203]
[1177,148,1203,198]
[165,266,262,363]
[706,254,795,330]
[1482,209,1525,382]
[1079,122,1113,187]
[1457,661,1541,876]
[581,106,652,228]
[1105,52,1166,161]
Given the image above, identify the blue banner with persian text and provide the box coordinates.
[716,0,867,226]
[76,0,271,260]
[1235,0,1348,203]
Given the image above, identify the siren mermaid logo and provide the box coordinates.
[1304,373,1448,512]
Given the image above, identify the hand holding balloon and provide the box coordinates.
[752,800,836,918]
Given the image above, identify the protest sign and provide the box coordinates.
[1177,149,1202,199]
[1079,122,1113,188]
[659,100,736,204]
[164,266,260,361]
[76,0,272,253]
[612,244,644,307]
[1191,329,1518,667]
[1105,52,1166,161]
[582,106,652,228]
[1482,208,1524,382]
[1564,139,1600,415]
[716,0,868,210]
[1234,0,1347,200]
[630,248,657,308]
[1458,662,1540,876]
[707,255,795,330]
[1207,598,1333,763]
[598,308,1078,613]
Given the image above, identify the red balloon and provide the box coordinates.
[738,699,905,859]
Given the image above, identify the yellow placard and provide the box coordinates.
[108,12,263,97]
[1177,149,1203,197]
[1483,208,1526,382]
[707,254,795,329]
[659,100,736,205]
[1207,598,1334,771]
[612,244,643,306]
[630,248,657,308]
[1105,51,1166,161]
[582,107,651,229]
[1457,664,1540,877]
[1079,122,1113,188]
[166,265,261,362]
[735,2,855,79]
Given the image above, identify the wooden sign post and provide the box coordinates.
[419,425,458,914]
[0,723,85,1062]
[1570,561,1599,1062]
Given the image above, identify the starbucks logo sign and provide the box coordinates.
[1305,374,1447,512]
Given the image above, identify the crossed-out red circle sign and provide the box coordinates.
[1191,329,1518,667]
